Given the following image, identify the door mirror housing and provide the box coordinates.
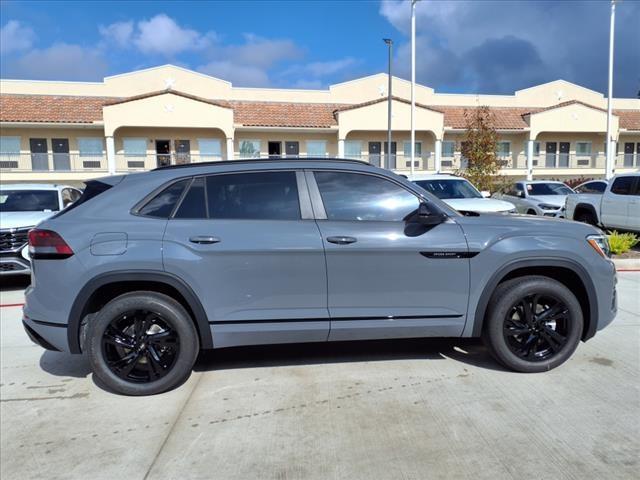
[481,190,491,198]
[516,191,525,198]
[416,202,446,226]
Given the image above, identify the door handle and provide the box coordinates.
[189,235,221,245]
[326,236,357,245]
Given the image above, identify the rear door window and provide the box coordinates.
[174,177,207,219]
[206,171,300,220]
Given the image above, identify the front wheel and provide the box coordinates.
[86,292,199,395]
[482,276,583,373]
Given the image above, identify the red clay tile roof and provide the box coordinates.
[334,96,443,114]
[1,93,639,131]
[525,100,607,114]
[231,101,342,128]
[615,110,640,131]
[0,94,109,123]
[436,106,532,130]
[104,89,231,109]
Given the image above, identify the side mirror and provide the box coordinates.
[516,191,525,198]
[416,202,446,226]
[481,191,491,198]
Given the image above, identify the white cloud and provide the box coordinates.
[1,20,36,55]
[283,57,358,78]
[217,34,303,69]
[134,14,214,55]
[2,43,107,81]
[100,14,215,56]
[99,21,134,47]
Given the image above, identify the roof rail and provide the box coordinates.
[152,156,371,171]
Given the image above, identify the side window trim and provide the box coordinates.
[307,168,422,222]
[170,176,199,219]
[295,171,314,220]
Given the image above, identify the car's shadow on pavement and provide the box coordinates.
[38,337,507,393]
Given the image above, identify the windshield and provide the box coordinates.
[414,179,482,199]
[526,183,573,196]
[0,190,59,212]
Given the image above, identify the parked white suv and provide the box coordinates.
[409,174,516,214]
[0,184,82,275]
[565,173,640,232]
[493,180,574,217]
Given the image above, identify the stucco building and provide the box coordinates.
[0,64,639,184]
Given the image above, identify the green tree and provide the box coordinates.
[456,106,501,193]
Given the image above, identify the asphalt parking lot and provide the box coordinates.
[1,274,638,480]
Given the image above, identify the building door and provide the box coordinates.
[155,140,171,167]
[52,138,71,171]
[268,141,282,158]
[545,142,557,167]
[624,143,635,167]
[29,138,48,171]
[285,141,299,157]
[383,141,397,169]
[368,142,382,167]
[174,139,190,165]
[559,142,570,167]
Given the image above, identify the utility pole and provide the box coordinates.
[605,0,617,179]
[384,38,393,169]
[410,0,417,177]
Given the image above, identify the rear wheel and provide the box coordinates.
[526,209,537,215]
[86,292,198,395]
[575,210,597,225]
[482,276,583,372]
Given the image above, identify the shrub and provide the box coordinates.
[608,230,639,255]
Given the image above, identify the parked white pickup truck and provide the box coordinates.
[565,173,640,232]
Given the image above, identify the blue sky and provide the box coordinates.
[1,0,639,97]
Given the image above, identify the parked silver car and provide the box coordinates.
[493,180,574,216]
[23,159,617,395]
[0,183,82,275]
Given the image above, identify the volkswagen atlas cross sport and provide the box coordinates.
[23,158,617,396]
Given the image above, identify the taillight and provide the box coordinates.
[28,229,74,259]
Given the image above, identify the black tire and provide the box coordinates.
[526,209,537,215]
[482,276,583,373]
[575,210,597,225]
[86,291,199,396]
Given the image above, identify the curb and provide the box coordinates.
[612,257,640,271]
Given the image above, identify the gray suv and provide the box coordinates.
[23,159,617,395]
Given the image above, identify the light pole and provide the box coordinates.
[384,38,393,170]
[605,0,617,179]
[410,0,417,176]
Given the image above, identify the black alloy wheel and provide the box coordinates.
[101,310,180,382]
[502,293,569,362]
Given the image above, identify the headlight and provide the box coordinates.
[587,234,611,258]
[538,203,559,210]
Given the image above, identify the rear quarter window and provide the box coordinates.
[138,179,190,218]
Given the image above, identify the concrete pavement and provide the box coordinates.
[1,274,639,480]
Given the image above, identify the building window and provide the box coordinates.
[0,136,21,168]
[238,140,260,158]
[344,141,362,159]
[78,137,104,169]
[497,141,511,157]
[442,141,455,157]
[306,140,327,157]
[403,141,422,157]
[198,139,222,160]
[576,142,592,156]
[123,137,147,168]
[534,142,541,156]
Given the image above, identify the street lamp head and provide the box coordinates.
[383,38,393,46]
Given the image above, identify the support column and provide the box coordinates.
[105,136,116,175]
[526,139,534,181]
[434,139,442,173]
[338,139,345,158]
[605,139,616,179]
[226,138,234,160]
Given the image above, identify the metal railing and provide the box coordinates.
[115,153,224,171]
[0,153,107,172]
[616,152,640,168]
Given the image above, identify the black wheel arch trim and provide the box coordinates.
[471,258,598,341]
[573,203,599,223]
[67,270,213,354]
